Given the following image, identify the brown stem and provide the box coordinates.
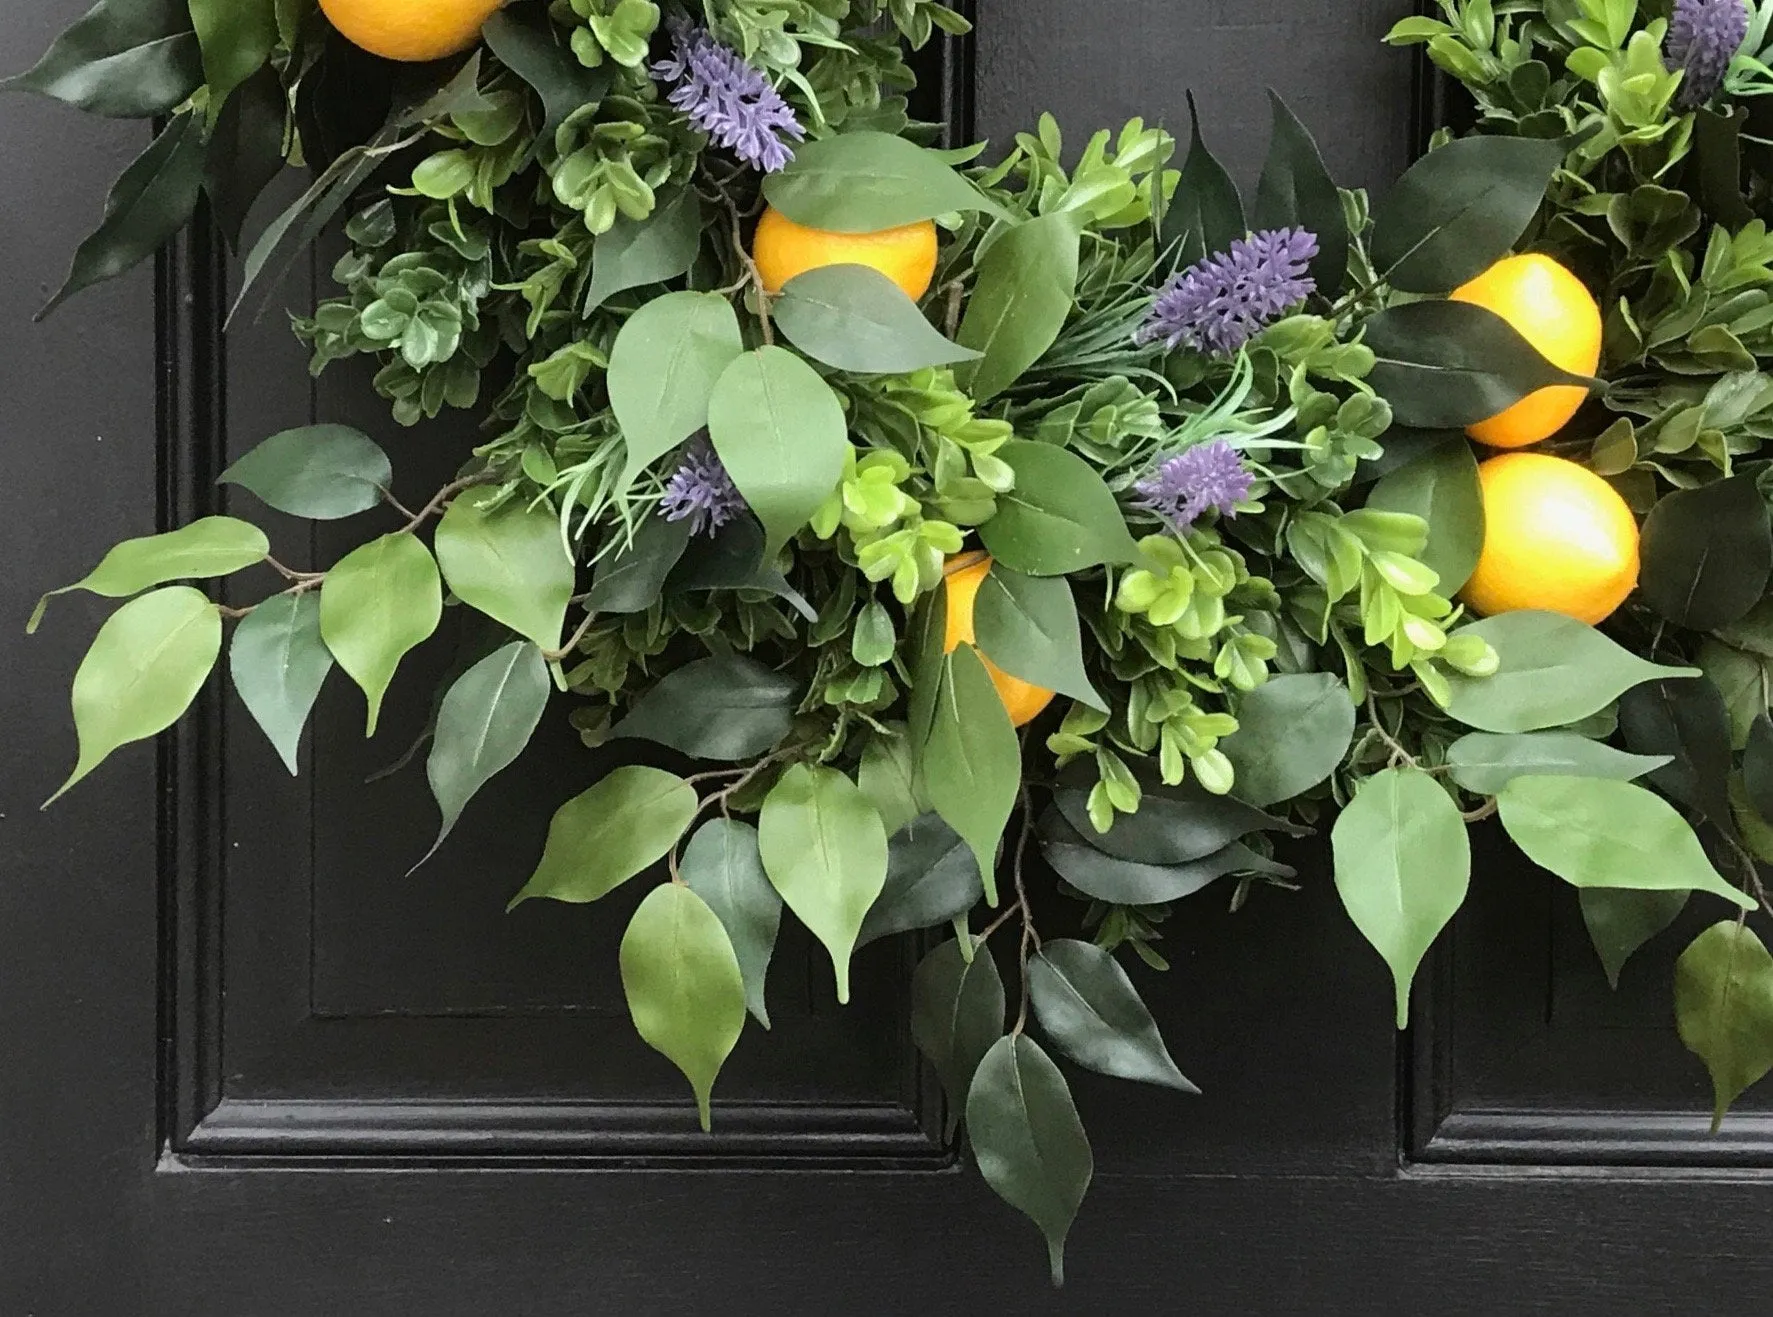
[1011,788,1040,1037]
[726,199,774,347]
[1461,798,1499,825]
[1365,688,1419,770]
[544,608,598,663]
[942,278,965,339]
[402,472,492,535]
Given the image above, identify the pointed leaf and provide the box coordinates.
[31,516,268,632]
[612,655,799,761]
[2,0,201,117]
[1675,921,1773,1130]
[1039,807,1293,904]
[481,6,613,154]
[202,63,287,250]
[858,815,984,948]
[318,532,442,736]
[609,291,744,491]
[910,937,1004,1137]
[228,592,332,774]
[1618,677,1740,838]
[857,726,924,840]
[1171,92,1244,262]
[1639,476,1773,631]
[509,766,698,908]
[1444,731,1671,796]
[1252,91,1349,297]
[434,492,575,651]
[1332,767,1471,1028]
[774,263,980,374]
[189,0,276,110]
[218,424,392,520]
[955,212,1084,401]
[1029,939,1196,1093]
[1053,780,1308,866]
[972,568,1105,712]
[1220,673,1356,808]
[762,130,997,231]
[585,186,703,313]
[619,883,747,1132]
[585,514,693,614]
[680,819,782,1029]
[1365,440,1485,594]
[1580,888,1689,989]
[977,439,1140,577]
[920,645,1021,904]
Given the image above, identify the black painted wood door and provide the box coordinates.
[4,2,1770,1312]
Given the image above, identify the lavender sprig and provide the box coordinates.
[660,441,747,537]
[651,19,805,172]
[1136,228,1319,356]
[1134,440,1255,533]
[1666,0,1751,109]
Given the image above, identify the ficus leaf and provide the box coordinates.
[619,883,747,1132]
[910,937,1005,1138]
[1040,807,1294,904]
[1220,673,1356,808]
[680,819,782,1030]
[188,0,276,112]
[1674,921,1773,1130]
[1365,441,1485,594]
[203,63,287,251]
[482,4,614,158]
[608,291,744,492]
[584,186,703,313]
[586,513,693,615]
[434,492,575,652]
[1638,476,1773,632]
[1443,731,1670,797]
[1029,939,1197,1093]
[1745,714,1773,825]
[976,439,1140,577]
[857,815,984,948]
[218,424,392,521]
[919,645,1021,904]
[318,532,442,736]
[611,655,799,761]
[228,591,332,775]
[955,211,1084,401]
[1170,92,1244,263]
[857,725,925,840]
[1618,677,1740,839]
[972,567,1105,712]
[774,264,981,374]
[667,514,816,621]
[1252,91,1349,297]
[509,766,698,908]
[1053,779,1308,867]
[30,516,268,633]
[1579,887,1688,990]
[2,0,202,118]
[762,130,998,231]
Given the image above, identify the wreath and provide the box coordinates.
[12,0,1773,1283]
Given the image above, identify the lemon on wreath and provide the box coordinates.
[752,205,939,301]
[942,555,1056,728]
[318,0,504,63]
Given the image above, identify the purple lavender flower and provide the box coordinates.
[1135,440,1255,531]
[660,441,747,536]
[1666,0,1750,108]
[1136,228,1319,356]
[651,19,805,173]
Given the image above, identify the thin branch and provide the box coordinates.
[544,608,598,663]
[402,472,492,535]
[1011,787,1041,1037]
[1461,798,1499,825]
[1365,688,1419,770]
[726,197,774,346]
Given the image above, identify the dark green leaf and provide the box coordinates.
[1030,939,1196,1092]
[857,815,984,947]
[858,726,925,839]
[612,655,799,761]
[1040,807,1293,904]
[774,264,980,374]
[1252,92,1348,297]
[203,63,288,250]
[972,567,1104,711]
[955,212,1084,400]
[317,532,443,736]
[509,766,698,907]
[482,6,613,154]
[1694,106,1755,231]
[1618,677,1740,838]
[1444,731,1669,796]
[1746,715,1773,825]
[1170,92,1244,263]
[666,515,816,621]
[228,591,332,775]
[30,515,268,633]
[434,491,575,652]
[219,424,392,520]
[1053,779,1308,866]
[1639,476,1773,631]
[919,645,1021,903]
[1220,673,1356,808]
[762,130,997,231]
[1365,441,1485,593]
[586,514,693,614]
[609,291,744,491]
[1579,887,1688,989]
[1675,921,1773,1130]
[585,187,704,313]
[681,819,782,1029]
[189,0,276,110]
[2,0,201,117]
[977,439,1140,577]
[910,937,1004,1138]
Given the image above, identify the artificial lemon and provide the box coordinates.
[1450,253,1602,450]
[943,555,1055,728]
[1461,452,1640,625]
[753,205,939,301]
[318,0,503,62]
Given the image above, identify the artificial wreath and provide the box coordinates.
[13,0,1773,1282]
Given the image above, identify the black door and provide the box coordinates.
[4,1,1770,1312]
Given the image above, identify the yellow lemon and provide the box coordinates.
[943,556,1056,728]
[1450,253,1602,450]
[318,0,504,63]
[1461,452,1640,626]
[753,205,939,301]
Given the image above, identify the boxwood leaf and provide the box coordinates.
[30,515,268,633]
[757,764,889,1004]
[774,263,980,373]
[1252,91,1349,297]
[972,567,1105,711]
[612,654,799,761]
[585,186,703,313]
[46,586,221,806]
[857,815,984,948]
[1040,807,1294,904]
[966,1034,1093,1287]
[228,591,332,775]
[920,645,1021,904]
[609,291,744,492]
[1170,92,1244,263]
[619,883,747,1132]
[977,440,1140,577]
[762,130,998,231]
[1220,673,1356,808]
[1498,775,1754,909]
[911,936,1004,1138]
[434,492,575,652]
[509,765,698,908]
[681,819,782,1029]
[1444,611,1699,734]
[2,0,202,118]
[218,424,392,520]
[319,532,442,736]
[955,212,1084,401]
[1365,440,1485,593]
[1579,887,1689,990]
[1444,731,1670,796]
[1332,767,1471,1028]
[1029,939,1197,1093]
[1639,476,1773,631]
[1675,921,1773,1130]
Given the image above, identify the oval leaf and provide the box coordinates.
[189,0,276,109]
[586,513,693,615]
[509,765,698,908]
[1365,441,1485,594]
[955,212,1084,401]
[31,515,268,632]
[910,936,1005,1138]
[919,645,1021,904]
[1053,780,1308,867]
[1444,731,1670,796]
[1029,939,1196,1093]
[612,654,799,761]
[1617,677,1739,836]
[609,291,744,491]
[774,264,980,373]
[585,186,703,313]
[858,815,985,948]
[228,591,333,775]
[1675,921,1773,1130]
[218,424,392,520]
[977,439,1140,577]
[318,532,442,736]
[762,130,996,231]
[680,819,782,1030]
[1639,476,1773,631]
[858,725,925,839]
[1580,887,1689,990]
[1221,673,1356,808]
[972,567,1105,712]
[434,492,575,652]
[1041,807,1294,904]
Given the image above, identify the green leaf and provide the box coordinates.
[1580,888,1688,990]
[773,264,981,374]
[667,515,815,620]
[228,591,332,775]
[30,515,268,633]
[585,186,703,313]
[977,439,1140,577]
[1675,921,1773,1129]
[1220,673,1356,808]
[680,819,782,1030]
[482,6,613,154]
[1444,731,1670,796]
[2,0,201,117]
[972,568,1105,712]
[419,641,550,866]
[966,1034,1093,1287]
[1029,939,1196,1093]
[1444,611,1700,734]
[1365,441,1485,594]
[707,345,849,558]
[757,764,889,1004]
[762,130,997,231]
[910,937,1004,1137]
[611,655,798,761]
[1371,134,1567,293]
[608,291,744,491]
[1746,714,1773,825]
[1363,300,1592,430]
[851,599,897,667]
[1497,775,1754,909]
[619,883,747,1132]
[1617,678,1739,838]
[1639,476,1773,632]
[1042,808,1293,904]
[1053,779,1308,866]
[46,586,221,806]
[586,514,692,615]
[202,63,288,251]
[40,111,208,319]
[919,645,1021,904]
[434,492,575,652]
[1331,767,1471,1028]
[509,766,698,907]
[857,726,924,839]
[1252,92,1349,298]
[189,0,275,110]
[318,532,442,736]
[955,212,1084,401]
[1170,92,1244,263]
[857,815,984,948]
[218,424,392,520]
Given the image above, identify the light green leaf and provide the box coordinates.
[955,212,1084,401]
[762,130,998,231]
[1674,921,1773,1130]
[619,882,747,1132]
[189,0,275,110]
[46,586,221,806]
[1580,887,1688,989]
[920,645,1021,904]
[707,345,849,557]
[609,291,744,491]
[612,654,799,761]
[31,515,268,633]
[757,763,889,1004]
[910,936,1004,1138]
[858,725,924,839]
[1029,939,1196,1093]
[972,567,1105,712]
[680,819,782,1029]
[228,591,332,774]
[1365,442,1484,594]
[434,492,575,651]
[509,765,698,908]
[420,641,550,866]
[1220,673,1356,807]
[773,264,980,374]
[858,815,984,948]
[976,439,1140,577]
[318,532,442,736]
[1497,775,1753,909]
[1444,731,1671,796]
[218,424,392,520]
[1445,611,1700,734]
[1332,767,1471,1028]
[966,1034,1093,1287]
[585,186,703,313]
